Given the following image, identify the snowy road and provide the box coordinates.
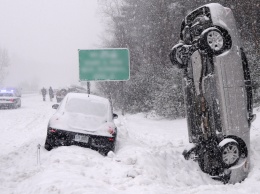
[0,94,260,194]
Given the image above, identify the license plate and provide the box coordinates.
[74,134,89,143]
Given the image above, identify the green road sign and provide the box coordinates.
[79,48,130,81]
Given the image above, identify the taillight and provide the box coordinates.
[108,138,114,142]
[108,127,115,134]
[10,99,15,102]
[48,127,57,133]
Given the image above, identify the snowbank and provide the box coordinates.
[0,94,260,194]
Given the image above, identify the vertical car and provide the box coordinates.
[169,3,255,183]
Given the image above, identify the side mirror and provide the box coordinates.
[52,104,59,109]
[113,113,118,119]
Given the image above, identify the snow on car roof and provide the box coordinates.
[65,93,109,104]
[0,89,14,93]
[59,93,111,119]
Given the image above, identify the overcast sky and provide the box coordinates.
[0,0,103,89]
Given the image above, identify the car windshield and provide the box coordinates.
[65,98,108,118]
[0,93,13,97]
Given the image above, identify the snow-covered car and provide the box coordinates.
[169,3,255,183]
[44,93,118,155]
[56,88,67,103]
[56,86,88,103]
[0,89,21,109]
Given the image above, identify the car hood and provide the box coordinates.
[49,112,116,136]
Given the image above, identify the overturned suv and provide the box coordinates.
[169,3,255,183]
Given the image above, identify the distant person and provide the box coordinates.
[41,87,47,101]
[49,87,54,101]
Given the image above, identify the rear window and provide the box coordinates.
[0,93,14,97]
[65,98,108,117]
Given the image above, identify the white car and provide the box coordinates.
[44,93,118,155]
[0,89,21,109]
[169,3,255,183]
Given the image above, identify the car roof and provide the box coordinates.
[65,93,109,104]
[0,92,14,96]
[1,87,20,90]
[0,91,13,93]
[0,89,14,93]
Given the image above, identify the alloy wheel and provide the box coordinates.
[207,30,224,51]
[222,144,240,166]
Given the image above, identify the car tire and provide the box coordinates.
[169,43,185,68]
[199,27,231,55]
[219,138,240,168]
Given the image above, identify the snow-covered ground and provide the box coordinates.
[0,94,260,194]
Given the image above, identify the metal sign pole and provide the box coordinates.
[87,82,90,94]
[121,81,125,116]
[37,144,41,165]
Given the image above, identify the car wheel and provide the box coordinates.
[219,138,240,168]
[199,27,231,55]
[169,43,185,68]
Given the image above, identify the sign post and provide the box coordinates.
[78,48,130,81]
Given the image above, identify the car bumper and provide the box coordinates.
[228,158,249,183]
[0,102,15,108]
[210,157,249,184]
[46,128,116,152]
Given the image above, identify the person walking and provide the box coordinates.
[49,87,54,101]
[41,87,47,101]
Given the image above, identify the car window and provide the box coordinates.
[0,93,14,97]
[65,98,108,117]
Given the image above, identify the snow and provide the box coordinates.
[1,94,260,194]
[218,138,237,147]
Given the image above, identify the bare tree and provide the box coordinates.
[0,48,10,86]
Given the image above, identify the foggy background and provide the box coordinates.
[0,0,103,90]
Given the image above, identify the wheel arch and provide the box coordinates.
[199,25,232,55]
[214,25,232,51]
